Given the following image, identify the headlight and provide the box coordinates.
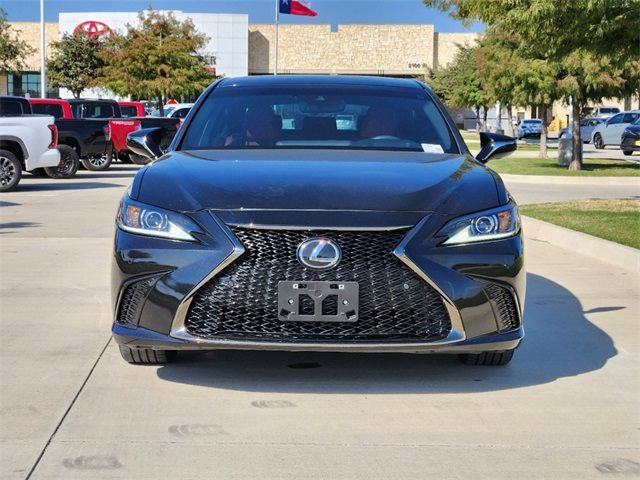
[116,195,202,242]
[438,202,520,246]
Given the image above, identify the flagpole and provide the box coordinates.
[274,0,279,75]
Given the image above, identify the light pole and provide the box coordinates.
[40,0,46,98]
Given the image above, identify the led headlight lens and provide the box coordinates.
[439,202,520,245]
[116,195,201,242]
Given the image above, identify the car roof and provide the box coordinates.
[67,98,118,104]
[165,103,194,108]
[218,75,424,90]
[28,98,69,104]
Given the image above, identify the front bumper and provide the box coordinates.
[111,212,526,354]
[621,136,640,152]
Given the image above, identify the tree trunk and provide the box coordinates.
[483,107,488,131]
[497,105,502,133]
[624,95,632,111]
[158,96,164,116]
[475,106,480,133]
[539,105,548,158]
[506,104,514,136]
[568,102,582,170]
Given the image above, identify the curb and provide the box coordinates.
[500,173,640,186]
[522,216,640,272]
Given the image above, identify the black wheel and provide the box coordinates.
[129,153,151,165]
[30,168,47,176]
[82,150,112,171]
[622,150,633,156]
[45,145,79,179]
[119,345,176,365]
[0,149,22,192]
[458,349,515,366]
[118,152,133,164]
[593,133,604,149]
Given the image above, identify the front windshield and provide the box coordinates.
[180,85,458,153]
[633,117,640,126]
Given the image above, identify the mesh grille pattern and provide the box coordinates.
[485,283,519,331]
[117,274,163,325]
[185,228,451,342]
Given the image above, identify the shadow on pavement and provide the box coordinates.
[156,273,617,393]
[0,221,41,233]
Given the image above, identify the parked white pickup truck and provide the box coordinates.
[0,115,61,192]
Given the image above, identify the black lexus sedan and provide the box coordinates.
[113,76,524,366]
[621,116,640,156]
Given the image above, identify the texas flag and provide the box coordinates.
[279,0,318,16]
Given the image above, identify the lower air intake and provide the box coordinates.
[485,283,519,331]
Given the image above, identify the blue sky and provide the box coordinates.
[3,0,483,32]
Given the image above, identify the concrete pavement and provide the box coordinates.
[1,166,638,479]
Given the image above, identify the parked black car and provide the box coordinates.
[621,117,640,156]
[112,76,523,367]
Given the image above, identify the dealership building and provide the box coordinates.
[3,11,479,97]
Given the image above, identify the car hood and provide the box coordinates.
[135,149,502,227]
[623,125,640,135]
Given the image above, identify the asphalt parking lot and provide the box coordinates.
[1,166,639,479]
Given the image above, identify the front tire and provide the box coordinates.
[593,133,605,149]
[119,345,176,365]
[622,150,633,156]
[82,150,112,171]
[0,149,22,192]
[45,145,79,179]
[458,349,515,366]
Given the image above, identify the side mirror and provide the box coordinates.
[127,127,165,161]
[475,131,517,163]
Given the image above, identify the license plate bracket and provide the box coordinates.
[278,281,359,322]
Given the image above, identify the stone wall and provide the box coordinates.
[249,24,435,76]
[8,22,59,71]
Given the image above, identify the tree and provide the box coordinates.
[477,28,562,158]
[98,10,215,115]
[423,0,640,169]
[0,8,35,73]
[428,44,493,132]
[47,32,105,98]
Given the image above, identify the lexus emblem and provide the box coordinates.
[297,237,341,270]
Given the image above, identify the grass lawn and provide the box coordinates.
[490,156,640,176]
[522,199,640,249]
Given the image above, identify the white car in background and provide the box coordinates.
[164,103,194,120]
[589,106,621,119]
[591,110,640,149]
[0,96,61,192]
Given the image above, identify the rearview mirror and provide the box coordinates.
[127,127,165,161]
[475,132,517,163]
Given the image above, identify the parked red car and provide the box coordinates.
[117,101,146,118]
[107,117,180,164]
[28,98,73,119]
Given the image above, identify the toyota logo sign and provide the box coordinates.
[73,21,113,39]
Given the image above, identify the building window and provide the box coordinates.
[8,72,41,97]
